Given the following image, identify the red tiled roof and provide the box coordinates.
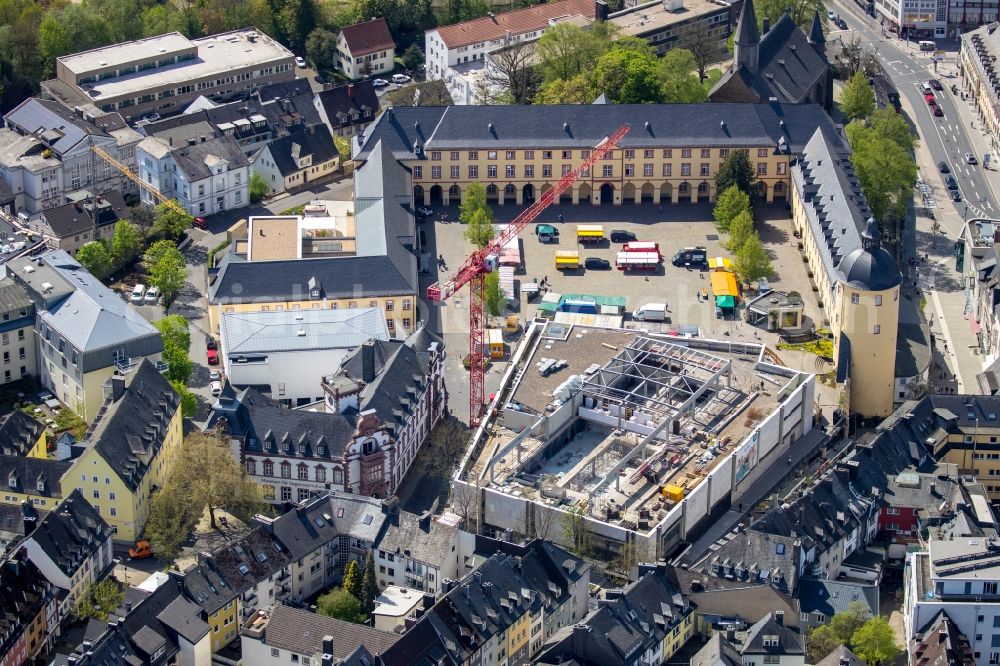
[434,0,595,49]
[341,18,395,56]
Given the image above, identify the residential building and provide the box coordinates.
[910,611,976,666]
[374,509,459,594]
[251,124,340,194]
[815,645,866,666]
[791,129,905,417]
[424,0,595,80]
[314,81,380,137]
[241,605,399,665]
[27,190,132,257]
[875,0,948,39]
[690,613,806,666]
[536,563,695,665]
[710,0,833,110]
[206,254,417,336]
[6,250,163,423]
[690,633,743,666]
[380,540,589,666]
[41,29,295,120]
[20,488,114,621]
[0,502,44,557]
[905,536,1000,666]
[603,0,737,58]
[336,18,396,80]
[0,555,55,666]
[0,456,73,511]
[796,578,879,629]
[372,586,426,633]
[228,204,360,261]
[961,23,1000,154]
[67,359,183,542]
[0,409,46,459]
[56,571,211,666]
[137,134,250,216]
[354,102,840,208]
[0,277,35,386]
[218,307,390,407]
[0,98,141,214]
[950,0,1000,36]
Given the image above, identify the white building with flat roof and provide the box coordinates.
[41,29,296,120]
[372,586,424,633]
[219,307,389,407]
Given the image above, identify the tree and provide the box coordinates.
[715,149,756,196]
[88,0,145,43]
[734,232,774,283]
[343,559,362,600]
[156,314,193,384]
[850,616,899,665]
[76,241,113,278]
[38,5,111,76]
[841,70,875,121]
[145,241,186,306]
[675,21,726,82]
[562,502,591,558]
[536,22,613,84]
[465,207,495,248]
[830,601,872,641]
[360,551,379,614]
[384,80,453,107]
[482,36,537,104]
[152,203,192,240]
[459,182,491,225]
[401,44,423,71]
[305,27,338,70]
[110,219,143,269]
[726,209,755,252]
[868,108,916,153]
[534,74,594,104]
[418,417,469,478]
[249,171,270,203]
[155,314,191,353]
[839,36,879,77]
[806,624,841,664]
[714,184,752,233]
[352,0,434,51]
[846,122,916,222]
[446,0,489,23]
[660,48,708,103]
[607,542,638,578]
[593,46,663,104]
[141,4,191,37]
[318,587,367,623]
[484,270,504,316]
[755,0,825,30]
[145,471,196,558]
[279,0,316,51]
[73,579,124,622]
[170,380,197,417]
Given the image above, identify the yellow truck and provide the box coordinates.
[576,224,605,244]
[487,328,506,359]
[556,250,581,270]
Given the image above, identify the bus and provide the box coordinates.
[616,251,661,271]
[555,251,581,270]
[622,241,662,259]
[576,224,605,243]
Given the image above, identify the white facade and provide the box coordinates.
[136,137,249,217]
[0,310,35,386]
[21,529,113,619]
[223,347,349,407]
[875,0,948,38]
[336,33,394,80]
[425,28,548,82]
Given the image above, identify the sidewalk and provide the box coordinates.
[898,91,983,392]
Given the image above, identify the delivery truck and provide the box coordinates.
[555,250,581,270]
[632,302,668,322]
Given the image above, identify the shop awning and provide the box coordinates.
[710,270,739,297]
[716,295,736,309]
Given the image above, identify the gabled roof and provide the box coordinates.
[0,556,52,658]
[263,492,388,560]
[734,0,760,46]
[265,123,339,177]
[26,489,112,580]
[0,455,72,499]
[815,645,865,666]
[241,400,357,459]
[796,578,878,619]
[742,613,804,655]
[692,632,742,666]
[0,277,32,318]
[377,511,458,566]
[912,611,975,666]
[316,80,380,130]
[86,359,181,492]
[260,604,399,657]
[433,0,594,49]
[4,98,107,155]
[0,410,46,457]
[339,18,395,56]
[42,190,131,239]
[170,134,249,181]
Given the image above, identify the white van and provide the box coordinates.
[921,82,933,93]
[130,284,146,304]
[633,302,668,322]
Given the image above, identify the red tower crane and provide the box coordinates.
[427,124,630,426]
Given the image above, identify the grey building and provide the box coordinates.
[0,277,35,386]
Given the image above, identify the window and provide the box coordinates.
[272,649,280,658]
[562,165,571,176]
[662,164,672,177]
[263,460,273,476]
[700,163,710,176]
[815,613,825,623]
[524,165,534,178]
[681,148,692,158]
[413,166,422,179]
[603,165,613,177]
[402,299,412,310]
[874,324,881,334]
[757,162,767,175]
[109,492,115,501]
[701,148,711,158]
[543,165,552,178]
[777,162,787,175]
[488,165,497,178]
[681,164,691,177]
[431,166,441,179]
[505,151,515,160]
[281,486,292,502]
[450,151,460,160]
[468,151,478,160]
[450,165,459,178]
[643,164,653,176]
[488,151,497,160]
[281,462,291,478]
[430,151,441,161]
[562,150,572,159]
[874,295,882,306]
[316,467,326,483]
[298,465,308,480]
[624,164,634,177]
[506,165,515,178]
[246,459,256,475]
[663,149,672,158]
[851,293,860,304]
[93,490,99,499]
[468,165,478,178]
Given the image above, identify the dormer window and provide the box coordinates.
[8,471,17,488]
[36,479,44,492]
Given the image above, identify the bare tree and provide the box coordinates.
[482,37,539,104]
[530,500,560,541]
[451,481,481,534]
[383,80,454,107]
[674,22,726,82]
[838,36,879,77]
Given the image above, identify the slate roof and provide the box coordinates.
[263,492,388,560]
[0,410,46,456]
[355,102,840,161]
[265,123,339,177]
[86,359,181,492]
[434,0,594,48]
[42,191,131,239]
[317,81,380,131]
[742,613,804,655]
[0,556,52,659]
[911,610,975,666]
[26,488,112,580]
[220,306,388,355]
[208,254,413,304]
[4,98,106,155]
[170,135,249,181]
[339,18,395,56]
[0,502,45,548]
[692,632,742,666]
[796,578,878,619]
[260,604,399,657]
[838,219,902,291]
[0,454,72,499]
[377,511,458,566]
[0,277,32,317]
[241,399,358,458]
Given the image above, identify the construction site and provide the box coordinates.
[453,320,817,561]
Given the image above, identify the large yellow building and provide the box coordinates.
[791,129,903,418]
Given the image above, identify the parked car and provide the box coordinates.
[130,284,145,304]
[372,78,389,87]
[966,153,979,165]
[925,95,936,106]
[929,79,943,90]
[210,381,222,396]
[946,175,959,190]
[584,257,611,270]
[140,113,160,123]
[207,349,219,365]
[295,56,306,68]
[416,206,433,216]
[610,229,636,243]
[834,16,847,29]
[206,336,217,350]
[391,73,410,84]
[951,190,962,202]
[939,161,950,173]
[192,216,207,229]
[933,106,944,117]
[209,369,221,381]
[129,541,153,559]
[143,286,161,305]
[827,8,835,18]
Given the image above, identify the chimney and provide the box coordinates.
[595,0,609,21]
[763,17,772,32]
[418,510,432,530]
[322,635,334,662]
[938,627,948,643]
[347,84,354,98]
[775,610,784,627]
[361,339,376,383]
[110,376,126,402]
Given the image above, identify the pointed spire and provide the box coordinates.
[808,10,825,45]
[735,0,761,47]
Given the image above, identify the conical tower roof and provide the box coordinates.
[808,11,825,44]
[735,0,761,45]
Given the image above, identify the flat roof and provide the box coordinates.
[67,30,293,101]
[221,307,390,355]
[247,216,301,261]
[373,586,423,618]
[59,32,194,75]
[609,0,729,37]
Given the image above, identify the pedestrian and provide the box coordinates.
[787,455,792,465]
